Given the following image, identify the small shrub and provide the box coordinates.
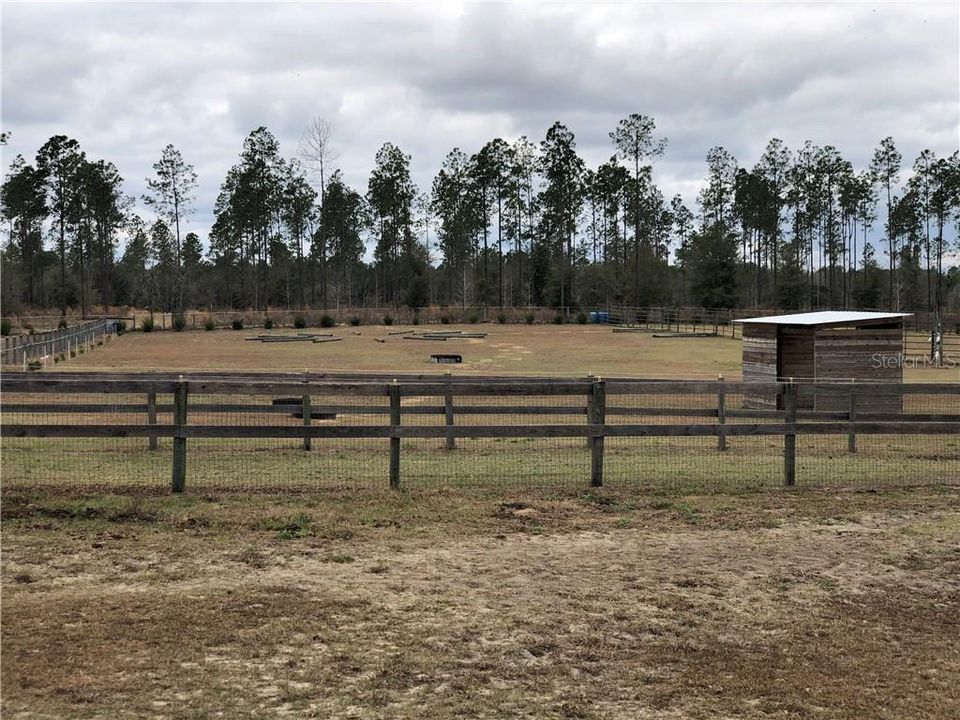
[172,314,186,332]
[525,312,535,325]
[96,340,103,346]
[0,318,11,336]
[57,318,68,330]
[553,313,565,325]
[383,313,394,326]
[467,311,480,324]
[440,314,450,324]
[263,317,273,330]
[204,319,216,331]
[576,311,587,325]
[411,313,421,326]
[293,315,307,329]
[70,350,76,358]
[349,317,361,327]
[141,316,155,333]
[496,311,507,324]
[231,318,244,331]
[320,313,335,328]
[262,512,314,540]
[27,360,42,372]
[115,320,127,335]
[24,324,34,334]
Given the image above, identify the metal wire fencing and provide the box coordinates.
[1,374,958,495]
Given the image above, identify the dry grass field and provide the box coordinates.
[61,323,745,377]
[44,322,953,382]
[3,322,958,718]
[2,485,959,719]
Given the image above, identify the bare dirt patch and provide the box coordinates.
[3,485,958,718]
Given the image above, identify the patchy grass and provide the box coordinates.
[2,484,959,718]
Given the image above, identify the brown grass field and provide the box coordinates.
[2,323,959,718]
[46,322,954,381]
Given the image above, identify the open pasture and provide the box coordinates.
[63,323,745,377]
[54,323,951,382]
[3,324,958,719]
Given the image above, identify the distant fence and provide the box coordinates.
[602,304,960,342]
[0,319,119,368]
[1,373,957,493]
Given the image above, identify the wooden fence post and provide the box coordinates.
[783,380,797,487]
[302,393,312,451]
[147,392,158,450]
[589,379,606,487]
[444,384,456,450]
[847,382,857,454]
[389,382,401,489]
[172,378,188,493]
[717,374,727,452]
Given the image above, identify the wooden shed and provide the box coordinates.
[736,311,910,412]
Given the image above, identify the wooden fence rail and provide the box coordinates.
[1,377,957,493]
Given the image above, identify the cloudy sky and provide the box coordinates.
[2,1,958,247]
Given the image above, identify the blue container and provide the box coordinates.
[588,312,598,323]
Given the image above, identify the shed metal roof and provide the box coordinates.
[734,310,911,326]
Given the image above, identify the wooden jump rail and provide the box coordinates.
[1,377,957,493]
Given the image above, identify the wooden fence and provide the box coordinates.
[2,374,957,492]
[0,319,120,368]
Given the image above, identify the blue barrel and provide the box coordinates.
[588,312,598,323]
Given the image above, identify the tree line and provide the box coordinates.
[2,117,959,317]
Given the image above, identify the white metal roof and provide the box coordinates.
[734,310,912,326]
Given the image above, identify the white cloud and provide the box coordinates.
[2,1,957,249]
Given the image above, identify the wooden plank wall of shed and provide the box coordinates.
[742,325,778,409]
[779,327,816,408]
[814,327,904,412]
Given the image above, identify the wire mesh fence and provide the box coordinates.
[1,375,958,495]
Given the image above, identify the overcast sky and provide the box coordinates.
[2,1,959,249]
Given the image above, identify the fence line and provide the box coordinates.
[0,319,120,368]
[2,375,956,493]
